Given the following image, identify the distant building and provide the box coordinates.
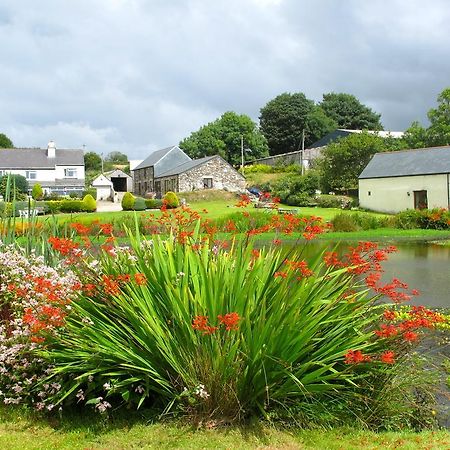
[133,145,245,197]
[0,141,85,195]
[247,129,404,169]
[358,146,450,213]
[92,169,132,202]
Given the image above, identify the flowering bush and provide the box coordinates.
[0,244,78,410]
[28,223,443,424]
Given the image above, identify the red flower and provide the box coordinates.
[134,273,147,285]
[345,350,371,364]
[380,351,395,364]
[218,312,240,331]
[403,330,418,342]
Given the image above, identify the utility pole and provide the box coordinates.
[301,129,305,176]
[101,153,104,174]
[241,135,244,174]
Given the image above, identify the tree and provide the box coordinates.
[105,151,128,164]
[179,111,269,165]
[0,174,29,200]
[259,92,336,156]
[31,183,44,200]
[84,152,102,172]
[404,87,450,148]
[319,93,383,130]
[319,132,389,193]
[423,87,450,146]
[0,133,13,148]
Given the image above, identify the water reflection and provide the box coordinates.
[278,240,450,308]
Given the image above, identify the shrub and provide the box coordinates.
[82,188,97,198]
[331,213,360,232]
[31,183,44,200]
[45,200,63,214]
[133,197,147,211]
[121,192,135,211]
[82,194,97,212]
[316,194,353,209]
[145,198,163,209]
[60,200,84,213]
[163,191,179,208]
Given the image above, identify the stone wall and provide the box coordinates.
[178,156,246,193]
[133,166,154,196]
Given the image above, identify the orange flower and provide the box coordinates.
[380,351,395,364]
[134,273,147,285]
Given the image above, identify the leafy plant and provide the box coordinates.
[82,194,97,212]
[121,192,135,211]
[163,191,180,209]
[32,184,44,200]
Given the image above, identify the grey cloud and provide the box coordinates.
[0,0,449,158]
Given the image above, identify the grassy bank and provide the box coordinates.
[0,408,449,450]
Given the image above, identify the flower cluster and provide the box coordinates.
[192,312,240,334]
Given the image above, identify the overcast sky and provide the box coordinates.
[0,0,449,159]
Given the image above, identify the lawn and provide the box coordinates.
[0,408,449,450]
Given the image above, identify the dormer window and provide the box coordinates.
[64,168,78,178]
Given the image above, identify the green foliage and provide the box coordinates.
[259,92,336,155]
[133,197,147,211]
[145,198,163,209]
[271,171,320,205]
[82,188,97,199]
[31,184,44,200]
[394,208,450,230]
[319,132,390,193]
[82,194,97,212]
[40,231,390,422]
[121,192,135,211]
[242,164,301,174]
[59,200,85,213]
[0,175,29,200]
[105,151,128,164]
[0,133,13,148]
[320,92,383,130]
[331,212,391,232]
[180,111,269,165]
[316,194,354,209]
[84,152,102,172]
[163,191,180,208]
[404,87,450,148]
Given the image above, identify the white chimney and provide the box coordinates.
[47,140,56,158]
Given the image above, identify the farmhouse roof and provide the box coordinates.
[0,148,84,169]
[133,145,192,176]
[156,155,217,178]
[359,146,450,179]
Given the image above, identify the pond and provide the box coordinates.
[280,240,450,309]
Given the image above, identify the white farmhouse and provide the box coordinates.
[359,146,450,213]
[0,141,85,195]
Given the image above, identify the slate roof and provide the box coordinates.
[309,129,404,149]
[133,145,192,175]
[359,146,450,179]
[0,148,84,169]
[156,155,217,178]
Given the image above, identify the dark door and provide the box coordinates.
[111,177,127,192]
[414,190,428,209]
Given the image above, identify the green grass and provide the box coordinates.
[0,407,448,450]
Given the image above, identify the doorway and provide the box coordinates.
[414,190,428,209]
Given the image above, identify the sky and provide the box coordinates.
[0,0,449,159]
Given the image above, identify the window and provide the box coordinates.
[25,171,37,180]
[64,168,78,178]
[203,177,213,189]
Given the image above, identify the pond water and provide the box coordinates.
[281,240,450,309]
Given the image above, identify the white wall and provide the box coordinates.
[55,165,85,180]
[359,174,450,213]
[2,168,56,182]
